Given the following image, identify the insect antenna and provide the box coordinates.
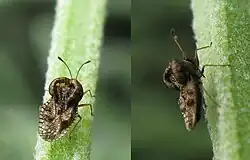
[75,60,91,79]
[58,56,91,79]
[170,28,186,58]
[58,56,73,79]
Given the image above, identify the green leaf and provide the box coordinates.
[34,0,107,159]
[191,1,250,160]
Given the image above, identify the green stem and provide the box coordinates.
[191,1,250,160]
[34,0,107,159]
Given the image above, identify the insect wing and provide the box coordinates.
[38,100,68,141]
[178,79,201,130]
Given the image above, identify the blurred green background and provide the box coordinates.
[0,0,213,160]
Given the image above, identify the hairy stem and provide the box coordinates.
[34,0,107,159]
[191,0,250,160]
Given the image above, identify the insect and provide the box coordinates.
[163,29,208,91]
[38,57,95,141]
[163,29,228,130]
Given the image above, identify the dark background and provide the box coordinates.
[0,0,212,160]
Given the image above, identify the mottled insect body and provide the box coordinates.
[49,77,84,105]
[163,60,185,90]
[163,29,210,130]
[39,98,78,140]
[163,59,202,90]
[38,57,94,141]
[163,29,205,91]
[163,29,229,130]
[178,77,202,131]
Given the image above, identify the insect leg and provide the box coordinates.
[68,104,94,139]
[78,103,94,116]
[200,64,230,106]
[163,76,179,90]
[163,78,178,89]
[83,89,95,98]
[201,64,230,75]
[200,86,208,116]
[163,69,177,88]
[68,114,82,140]
[196,42,212,51]
[194,42,212,65]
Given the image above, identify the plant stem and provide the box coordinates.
[34,0,107,159]
[191,1,250,160]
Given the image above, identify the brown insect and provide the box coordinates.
[163,29,228,130]
[38,57,94,141]
[163,29,208,91]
